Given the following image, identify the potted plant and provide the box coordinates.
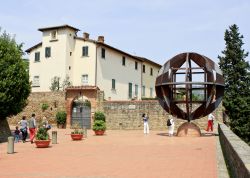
[93,120,106,135]
[94,111,106,122]
[56,111,66,128]
[71,124,84,140]
[34,127,50,148]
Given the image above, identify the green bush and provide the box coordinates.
[36,127,49,140]
[56,111,67,124]
[94,111,106,121]
[92,120,106,131]
[41,103,49,111]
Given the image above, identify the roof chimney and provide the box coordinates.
[97,36,104,43]
[83,32,89,40]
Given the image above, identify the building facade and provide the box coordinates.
[26,25,161,100]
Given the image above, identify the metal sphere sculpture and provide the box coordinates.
[155,52,224,121]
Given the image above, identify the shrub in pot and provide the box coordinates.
[34,127,50,148]
[94,111,106,122]
[56,111,66,128]
[93,120,106,135]
[71,123,84,141]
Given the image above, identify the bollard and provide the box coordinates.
[52,131,57,144]
[7,136,14,154]
[83,127,87,138]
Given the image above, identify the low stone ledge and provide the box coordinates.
[218,123,250,178]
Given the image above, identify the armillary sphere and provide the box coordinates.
[155,52,224,121]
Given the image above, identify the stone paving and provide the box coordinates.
[0,128,219,178]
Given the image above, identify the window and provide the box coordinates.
[112,79,116,89]
[51,30,57,40]
[150,67,153,76]
[142,86,145,96]
[135,61,138,70]
[128,83,132,98]
[82,46,88,56]
[81,74,88,85]
[101,48,105,58]
[32,76,40,87]
[150,87,153,97]
[122,56,126,66]
[135,84,138,97]
[35,52,40,62]
[143,65,145,73]
[45,47,51,58]
[70,52,72,56]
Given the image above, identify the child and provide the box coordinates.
[14,126,20,143]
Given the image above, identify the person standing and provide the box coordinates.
[42,116,51,131]
[206,113,215,132]
[28,113,36,143]
[20,116,28,143]
[168,115,175,137]
[14,126,20,143]
[142,113,149,134]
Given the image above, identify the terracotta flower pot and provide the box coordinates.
[94,130,105,135]
[71,134,84,140]
[34,140,51,148]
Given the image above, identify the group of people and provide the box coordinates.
[14,114,51,143]
[141,112,215,136]
[142,113,175,136]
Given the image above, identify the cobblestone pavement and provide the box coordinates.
[0,128,217,178]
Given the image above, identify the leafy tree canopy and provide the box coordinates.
[0,29,31,119]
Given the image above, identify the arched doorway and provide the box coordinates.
[71,96,91,129]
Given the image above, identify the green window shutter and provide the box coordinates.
[112,79,115,89]
[135,84,138,96]
[35,52,40,62]
[101,48,105,58]
[82,46,88,56]
[45,47,51,57]
[142,86,145,96]
[128,83,132,98]
[122,56,125,66]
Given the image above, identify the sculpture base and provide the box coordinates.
[177,122,201,137]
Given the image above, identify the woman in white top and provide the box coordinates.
[168,115,175,136]
[206,113,215,132]
[142,113,149,134]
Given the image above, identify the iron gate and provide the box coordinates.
[71,105,91,129]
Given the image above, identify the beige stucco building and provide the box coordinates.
[26,25,161,100]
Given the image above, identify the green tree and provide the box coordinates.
[0,30,31,142]
[218,24,250,144]
[50,76,61,91]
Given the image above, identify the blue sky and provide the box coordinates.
[1,0,249,65]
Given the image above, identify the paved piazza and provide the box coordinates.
[0,129,217,178]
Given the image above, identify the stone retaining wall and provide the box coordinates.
[8,91,224,131]
[8,91,65,125]
[218,123,250,178]
[99,100,223,130]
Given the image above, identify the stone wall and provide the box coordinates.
[8,91,66,125]
[8,91,224,131]
[98,100,223,130]
[218,123,250,178]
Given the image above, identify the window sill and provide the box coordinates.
[50,39,58,42]
[34,61,40,63]
[82,55,89,58]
